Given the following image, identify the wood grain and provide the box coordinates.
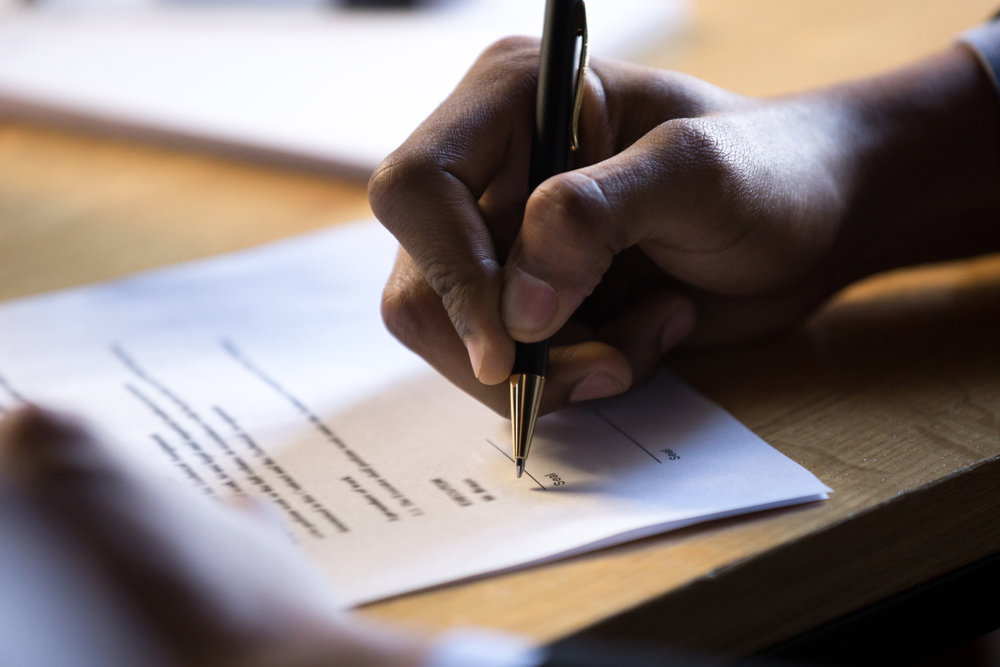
[1,0,998,656]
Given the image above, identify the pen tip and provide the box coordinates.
[516,459,524,478]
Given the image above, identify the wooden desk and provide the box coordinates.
[2,0,998,660]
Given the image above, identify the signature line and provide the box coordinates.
[485,439,547,490]
[590,410,661,463]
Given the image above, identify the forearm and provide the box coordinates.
[826,45,1000,288]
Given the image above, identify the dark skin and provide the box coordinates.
[369,39,1000,417]
[0,407,432,667]
[1,37,999,667]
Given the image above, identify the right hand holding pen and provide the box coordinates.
[369,38,1000,416]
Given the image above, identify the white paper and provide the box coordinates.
[0,0,686,176]
[0,219,830,605]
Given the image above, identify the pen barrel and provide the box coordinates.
[513,339,549,377]
[514,0,580,383]
[528,0,582,190]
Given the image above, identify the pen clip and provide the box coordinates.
[569,0,589,152]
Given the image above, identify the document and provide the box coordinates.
[0,220,830,605]
[0,0,685,176]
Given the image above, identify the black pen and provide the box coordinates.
[510,0,589,477]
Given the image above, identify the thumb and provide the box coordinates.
[501,118,714,343]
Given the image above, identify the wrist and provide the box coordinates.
[823,45,1000,289]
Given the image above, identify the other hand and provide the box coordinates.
[0,406,431,667]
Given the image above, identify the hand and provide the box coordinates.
[369,38,1000,416]
[0,406,431,667]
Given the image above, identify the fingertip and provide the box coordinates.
[568,373,626,403]
[659,297,697,353]
[501,266,560,340]
[0,404,48,441]
[464,336,485,380]
[0,405,97,483]
[473,333,516,386]
[539,342,633,413]
[0,404,86,452]
[598,292,697,386]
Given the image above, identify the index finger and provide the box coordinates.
[368,37,544,385]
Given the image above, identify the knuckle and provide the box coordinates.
[383,251,498,347]
[424,261,493,334]
[536,172,612,234]
[542,173,604,222]
[470,38,540,97]
[669,118,727,168]
[368,152,433,222]
[665,117,760,251]
[666,118,744,188]
[529,173,619,285]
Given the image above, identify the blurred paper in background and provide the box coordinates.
[0,0,685,177]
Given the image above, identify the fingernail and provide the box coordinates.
[465,336,485,380]
[569,373,624,403]
[503,266,559,334]
[660,300,696,353]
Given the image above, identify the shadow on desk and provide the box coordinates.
[674,253,1000,429]
[567,256,1000,662]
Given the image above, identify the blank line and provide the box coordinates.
[485,439,546,491]
[591,410,661,463]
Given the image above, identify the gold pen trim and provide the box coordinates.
[510,373,545,478]
[569,0,590,152]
